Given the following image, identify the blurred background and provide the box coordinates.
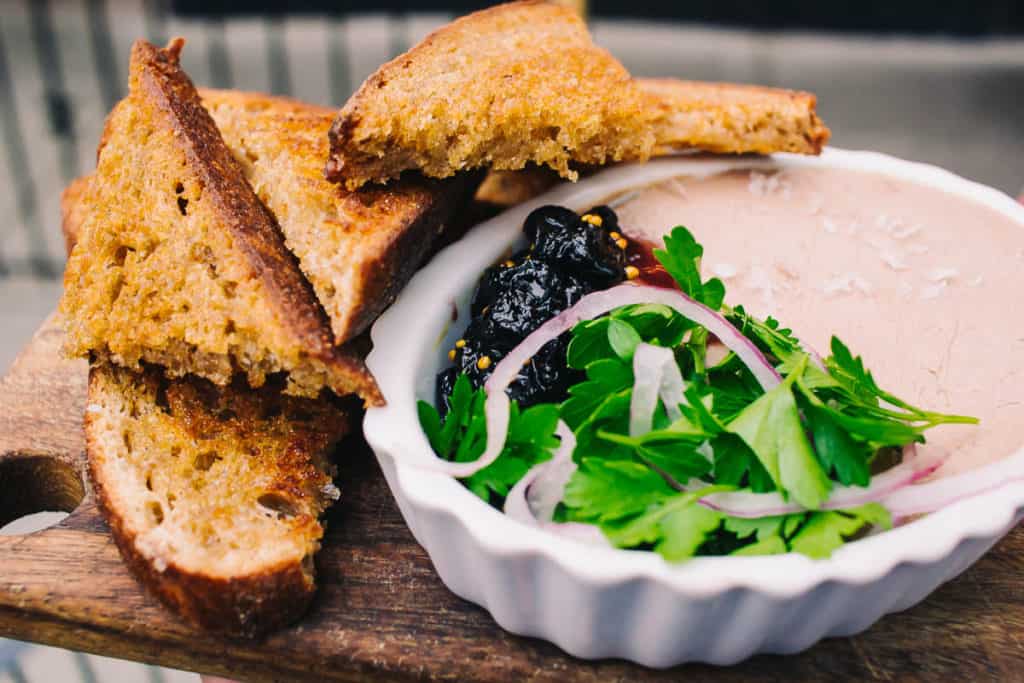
[0,0,1022,681]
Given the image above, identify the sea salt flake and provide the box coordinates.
[822,218,839,234]
[969,275,985,287]
[711,262,739,279]
[892,223,923,240]
[745,265,778,302]
[822,273,872,296]
[920,281,948,300]
[880,250,909,271]
[748,171,790,199]
[927,267,959,283]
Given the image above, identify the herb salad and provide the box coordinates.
[418,205,976,561]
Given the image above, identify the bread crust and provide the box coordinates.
[133,41,341,372]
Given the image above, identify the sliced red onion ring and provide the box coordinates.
[453,284,783,479]
[881,452,1024,518]
[504,422,609,546]
[630,343,686,437]
[698,444,947,518]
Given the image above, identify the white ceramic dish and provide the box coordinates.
[363,149,1024,667]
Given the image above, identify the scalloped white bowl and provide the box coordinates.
[364,150,1024,667]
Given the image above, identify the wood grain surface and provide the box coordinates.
[1,315,1022,682]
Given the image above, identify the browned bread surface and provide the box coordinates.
[86,361,352,637]
[326,0,656,189]
[60,175,92,255]
[59,40,381,403]
[638,78,830,155]
[70,89,477,345]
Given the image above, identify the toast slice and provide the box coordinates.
[73,89,477,345]
[324,2,830,190]
[86,361,351,636]
[325,0,656,189]
[60,40,381,402]
[639,78,829,156]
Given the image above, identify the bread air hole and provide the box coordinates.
[147,501,164,525]
[193,451,221,472]
[257,492,299,519]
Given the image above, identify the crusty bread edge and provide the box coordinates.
[84,364,320,638]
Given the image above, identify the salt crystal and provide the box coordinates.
[920,282,947,300]
[822,277,852,295]
[823,217,839,234]
[775,263,799,281]
[665,178,688,199]
[852,276,873,294]
[892,223,922,240]
[927,267,959,283]
[322,483,341,501]
[711,262,738,279]
[805,193,824,215]
[746,265,777,301]
[86,403,103,413]
[969,275,984,287]
[822,274,872,296]
[748,171,790,199]
[880,250,909,271]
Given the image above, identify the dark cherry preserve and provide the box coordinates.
[436,204,630,411]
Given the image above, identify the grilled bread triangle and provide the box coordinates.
[639,78,829,156]
[71,88,477,345]
[325,2,830,190]
[86,361,351,636]
[61,40,381,401]
[325,0,656,189]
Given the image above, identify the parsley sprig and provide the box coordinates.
[420,225,976,561]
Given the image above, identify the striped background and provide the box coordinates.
[0,1,1022,680]
[2,0,1023,283]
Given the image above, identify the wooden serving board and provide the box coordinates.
[2,315,1023,682]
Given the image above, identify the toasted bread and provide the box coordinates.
[325,1,656,189]
[639,78,829,156]
[72,89,476,345]
[86,361,351,636]
[324,3,830,190]
[60,40,381,402]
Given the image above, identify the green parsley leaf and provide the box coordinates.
[636,441,712,484]
[563,458,676,523]
[723,515,785,541]
[732,535,788,556]
[559,358,632,430]
[653,226,725,309]
[726,370,832,508]
[789,503,892,559]
[656,504,723,561]
[802,402,871,487]
[607,317,642,361]
[418,376,560,504]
